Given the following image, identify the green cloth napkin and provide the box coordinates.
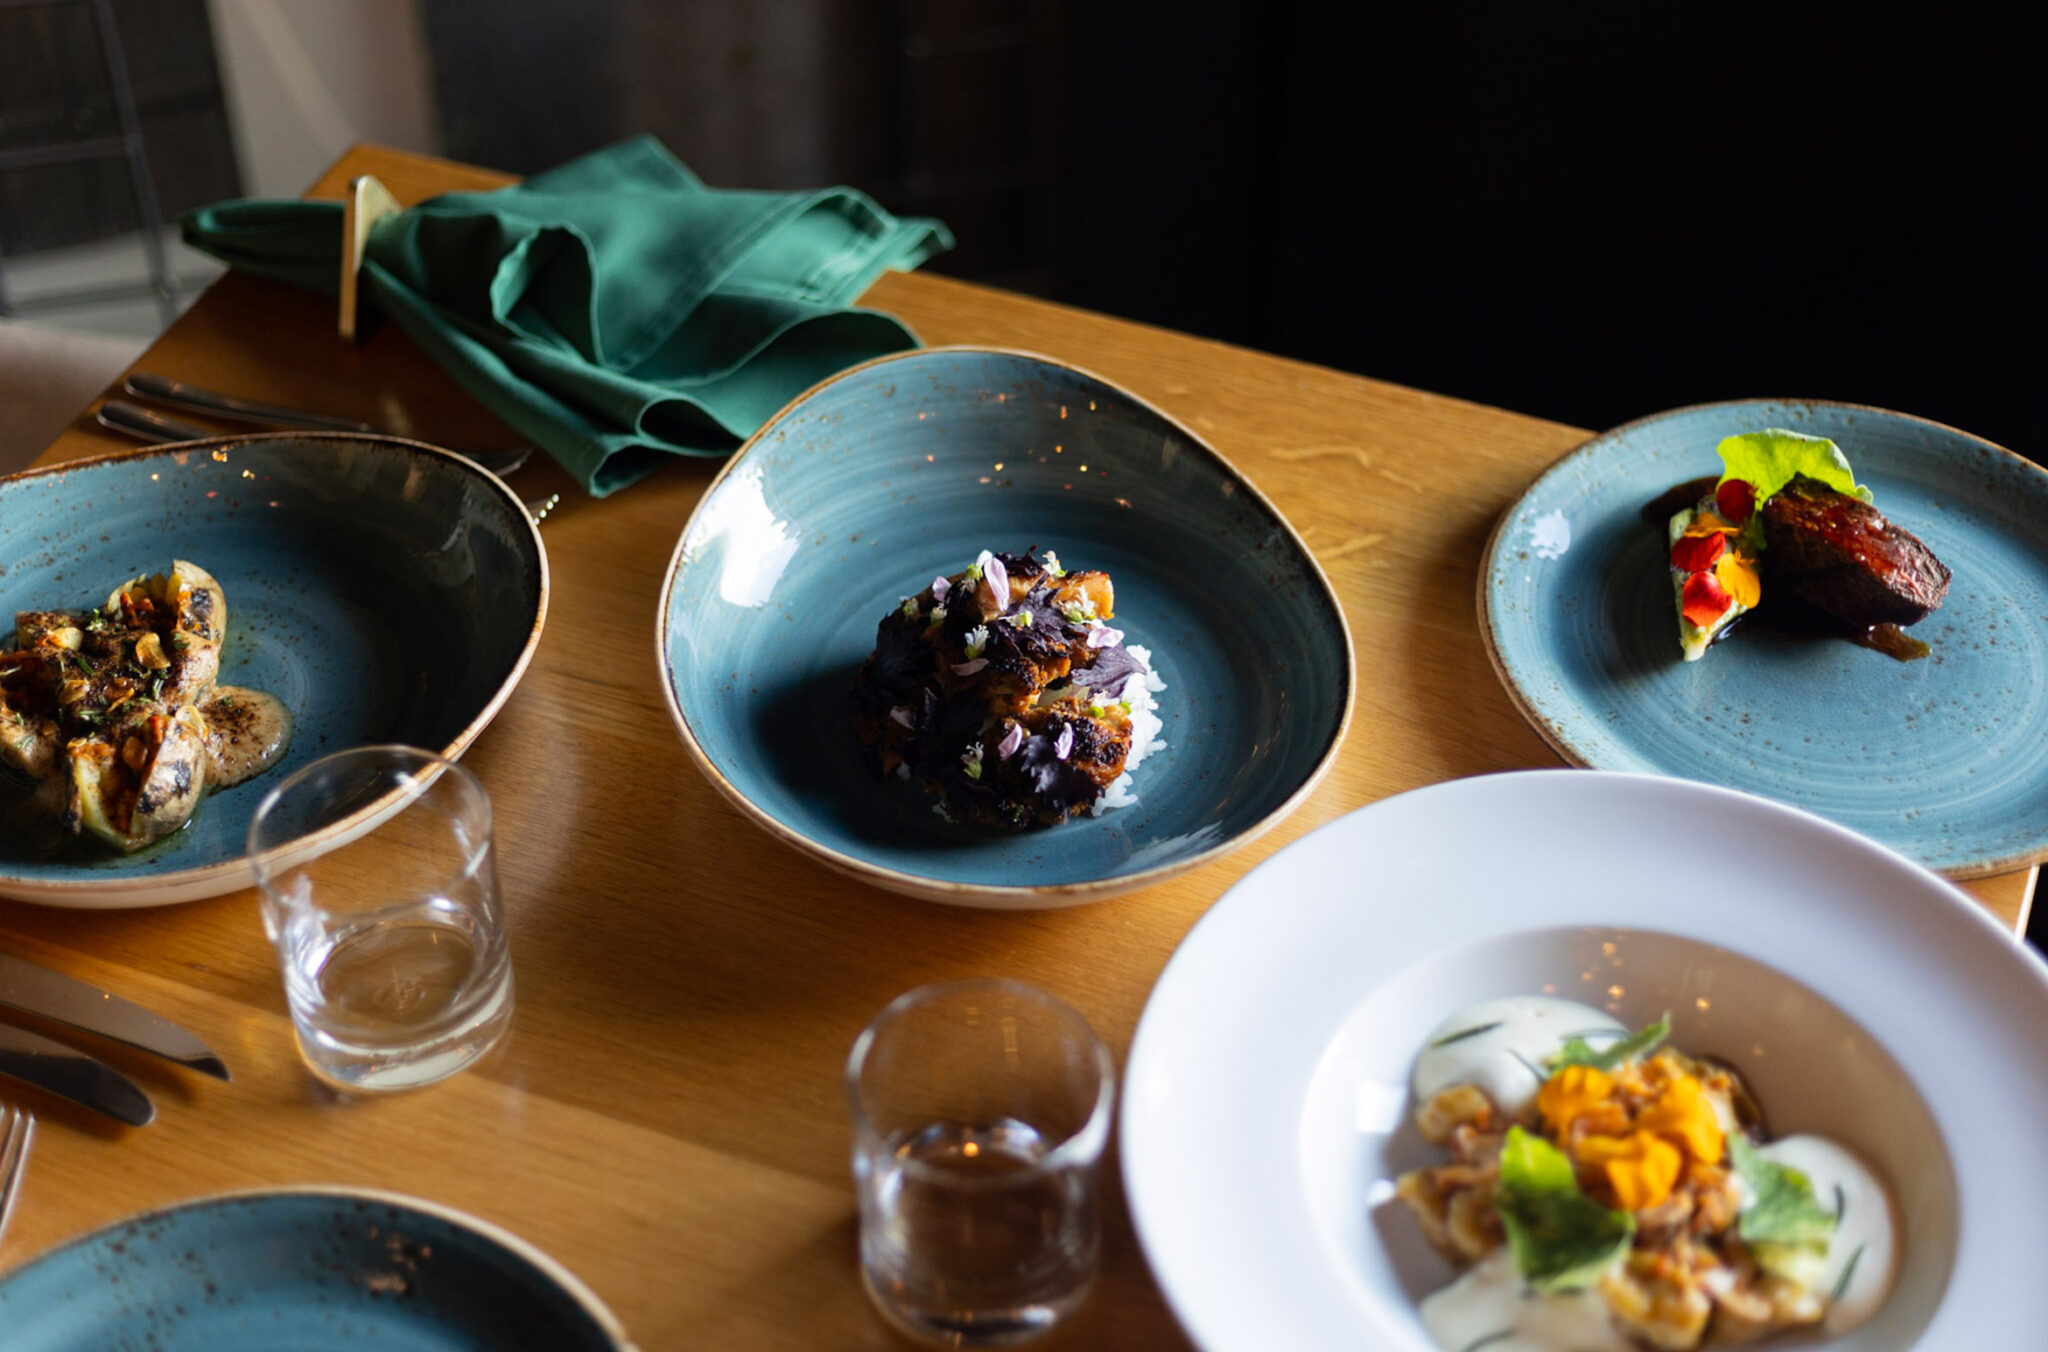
[181,136,953,495]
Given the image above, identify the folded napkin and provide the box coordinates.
[181,136,953,495]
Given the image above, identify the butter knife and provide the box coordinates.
[0,1024,154,1126]
[0,953,229,1080]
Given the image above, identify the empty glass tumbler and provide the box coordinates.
[846,979,1115,1347]
[248,745,514,1092]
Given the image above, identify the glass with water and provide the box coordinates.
[248,745,513,1092]
[846,979,1114,1347]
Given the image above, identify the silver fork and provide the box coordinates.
[0,1106,33,1248]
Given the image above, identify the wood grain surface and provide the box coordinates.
[0,144,2032,1350]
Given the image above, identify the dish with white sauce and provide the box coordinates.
[1119,771,2048,1352]
[1399,996,1895,1351]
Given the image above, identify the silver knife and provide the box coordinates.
[0,1024,154,1126]
[0,953,229,1080]
[124,372,377,433]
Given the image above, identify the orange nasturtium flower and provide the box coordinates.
[1537,1064,1616,1136]
[1714,552,1761,609]
[1576,1131,1684,1211]
[1637,1075,1725,1165]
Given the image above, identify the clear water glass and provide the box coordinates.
[247,745,514,1092]
[846,979,1114,1347]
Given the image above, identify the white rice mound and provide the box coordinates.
[1090,643,1166,815]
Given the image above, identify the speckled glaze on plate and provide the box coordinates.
[0,1188,635,1350]
[0,435,548,907]
[1481,399,2048,878]
[657,347,1354,907]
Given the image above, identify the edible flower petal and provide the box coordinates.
[1638,1075,1725,1165]
[1681,571,1733,629]
[1670,531,1726,574]
[951,658,989,676]
[1576,1131,1684,1211]
[1537,1064,1616,1137]
[1714,552,1761,609]
[983,554,1010,614]
[1086,625,1124,649]
[887,706,913,728]
[997,721,1025,759]
[1054,724,1074,760]
[931,576,951,603]
[1715,478,1756,524]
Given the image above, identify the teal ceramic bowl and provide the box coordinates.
[658,347,1354,907]
[0,435,548,907]
[1482,399,2048,878]
[0,1188,633,1350]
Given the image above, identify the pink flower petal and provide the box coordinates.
[983,554,1009,614]
[888,706,913,728]
[931,575,950,603]
[1054,724,1073,759]
[997,722,1025,759]
[1086,626,1125,648]
[951,658,989,676]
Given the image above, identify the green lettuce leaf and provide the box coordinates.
[1716,429,1872,506]
[1495,1126,1634,1291]
[1730,1135,1838,1283]
[1550,1013,1670,1073]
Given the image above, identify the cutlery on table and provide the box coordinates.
[0,1025,152,1126]
[0,1105,31,1246]
[96,398,536,479]
[124,372,376,434]
[0,951,228,1080]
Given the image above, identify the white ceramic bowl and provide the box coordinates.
[1123,771,2048,1350]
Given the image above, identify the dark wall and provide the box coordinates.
[0,0,238,256]
[1063,4,2048,457]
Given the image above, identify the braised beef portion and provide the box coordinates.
[1759,475,1951,626]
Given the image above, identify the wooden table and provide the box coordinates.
[1,145,2034,1347]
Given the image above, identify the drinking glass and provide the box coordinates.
[846,979,1114,1347]
[247,745,514,1092]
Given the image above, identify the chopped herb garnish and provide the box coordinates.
[1829,1243,1866,1302]
[899,596,919,619]
[1009,609,1033,628]
[1430,1020,1505,1049]
[1551,1014,1670,1072]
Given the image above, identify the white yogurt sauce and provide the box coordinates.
[1413,997,1625,1121]
[1420,1248,1635,1352]
[1753,1135,1898,1335]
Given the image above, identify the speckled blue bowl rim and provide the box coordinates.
[0,1185,637,1349]
[654,345,1357,905]
[1478,396,2048,880]
[0,433,550,907]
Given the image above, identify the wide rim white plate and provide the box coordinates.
[1123,770,2048,1350]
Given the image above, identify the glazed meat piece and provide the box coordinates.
[1760,475,1951,627]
